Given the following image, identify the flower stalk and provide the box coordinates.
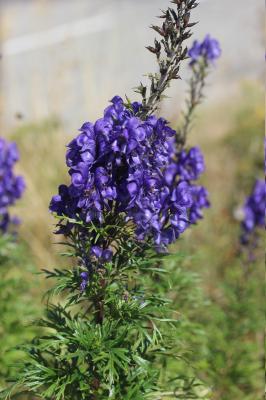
[136,0,199,118]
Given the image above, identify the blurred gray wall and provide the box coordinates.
[0,0,263,132]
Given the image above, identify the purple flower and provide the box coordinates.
[50,96,209,253]
[80,271,89,291]
[188,41,202,64]
[189,185,210,224]
[188,34,221,65]
[177,147,205,181]
[0,138,25,233]
[241,179,265,245]
[90,245,113,263]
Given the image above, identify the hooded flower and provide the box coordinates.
[241,179,265,244]
[50,96,209,251]
[188,34,221,65]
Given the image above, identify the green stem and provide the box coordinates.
[178,59,208,145]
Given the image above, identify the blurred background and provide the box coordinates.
[0,0,263,130]
[0,1,264,398]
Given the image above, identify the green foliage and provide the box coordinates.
[146,256,211,399]
[200,260,264,400]
[0,235,40,390]
[178,85,265,399]
[1,218,211,400]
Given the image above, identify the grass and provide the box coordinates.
[7,117,69,269]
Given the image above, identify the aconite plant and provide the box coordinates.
[2,1,220,399]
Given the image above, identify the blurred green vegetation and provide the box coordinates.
[1,82,264,399]
[0,236,41,391]
[171,82,264,399]
[224,83,264,201]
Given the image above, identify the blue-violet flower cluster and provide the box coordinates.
[0,138,25,233]
[188,34,221,65]
[50,96,209,252]
[241,179,265,245]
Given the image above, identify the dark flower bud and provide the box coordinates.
[146,46,157,54]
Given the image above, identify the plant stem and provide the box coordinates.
[177,59,208,146]
[137,0,199,118]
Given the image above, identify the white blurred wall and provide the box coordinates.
[0,0,263,132]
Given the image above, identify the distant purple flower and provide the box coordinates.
[0,138,25,233]
[241,179,265,245]
[188,41,202,64]
[188,34,221,65]
[50,96,209,254]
